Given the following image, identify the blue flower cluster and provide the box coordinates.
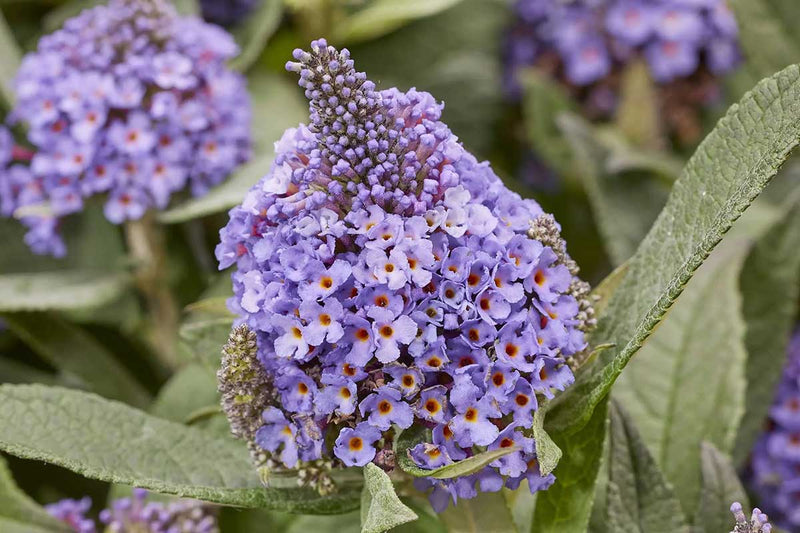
[749,332,800,531]
[200,0,259,26]
[504,0,740,97]
[217,40,594,511]
[46,488,218,532]
[0,0,251,256]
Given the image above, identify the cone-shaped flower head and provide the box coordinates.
[216,39,595,510]
[48,488,219,532]
[0,0,251,256]
[730,502,773,533]
[748,331,800,530]
[504,0,740,118]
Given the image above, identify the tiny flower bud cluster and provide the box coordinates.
[0,0,251,256]
[748,332,800,531]
[47,488,219,532]
[217,40,594,511]
[504,0,740,115]
[730,502,773,533]
[200,0,259,26]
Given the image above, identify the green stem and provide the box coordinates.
[124,213,180,370]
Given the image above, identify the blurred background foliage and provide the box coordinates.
[0,0,799,531]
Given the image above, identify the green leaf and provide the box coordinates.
[0,384,361,513]
[605,400,689,533]
[611,247,747,515]
[558,115,670,266]
[0,271,129,311]
[532,398,609,533]
[360,463,418,533]
[0,455,70,532]
[150,363,220,423]
[440,491,518,533]
[733,200,800,465]
[159,72,306,223]
[545,63,800,435]
[1,313,151,409]
[591,262,630,319]
[532,409,562,477]
[0,9,21,110]
[694,442,748,533]
[728,0,800,80]
[179,280,235,365]
[614,60,663,151]
[336,0,463,45]
[230,0,282,72]
[394,426,519,480]
[521,71,581,189]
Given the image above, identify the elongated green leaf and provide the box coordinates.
[0,10,20,110]
[695,442,749,533]
[612,247,747,515]
[546,63,800,435]
[160,73,306,223]
[394,426,519,480]
[2,313,150,409]
[150,364,219,422]
[615,60,663,151]
[0,384,361,513]
[440,491,518,533]
[230,0,282,72]
[729,0,800,80]
[533,399,609,533]
[337,0,462,45]
[532,409,561,477]
[0,271,129,311]
[605,400,689,533]
[733,201,800,464]
[0,455,70,532]
[360,463,418,533]
[559,115,669,266]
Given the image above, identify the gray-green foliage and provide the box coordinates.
[603,401,688,533]
[546,64,800,435]
[694,443,748,533]
[0,271,129,312]
[0,455,70,532]
[440,491,518,533]
[612,246,747,515]
[0,385,361,513]
[360,464,418,533]
[230,0,282,72]
[335,0,463,45]
[0,9,20,109]
[733,200,800,464]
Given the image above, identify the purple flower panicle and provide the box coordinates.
[48,489,218,532]
[749,332,800,530]
[0,0,251,256]
[730,502,773,533]
[216,40,595,511]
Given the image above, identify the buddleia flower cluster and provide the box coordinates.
[216,39,595,511]
[46,488,219,532]
[0,0,251,256]
[730,502,773,533]
[748,331,800,530]
[504,0,740,128]
[200,0,259,26]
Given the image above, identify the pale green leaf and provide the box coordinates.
[694,442,748,533]
[150,363,220,424]
[605,400,689,533]
[0,384,361,513]
[1,313,151,409]
[160,73,306,223]
[591,262,630,319]
[0,271,129,311]
[733,200,800,464]
[615,60,664,151]
[728,0,800,80]
[532,409,561,477]
[337,0,463,45]
[0,455,70,532]
[440,491,518,533]
[546,63,800,435]
[230,0,282,72]
[0,9,20,110]
[612,247,747,515]
[360,463,418,533]
[532,399,609,533]
[394,426,519,480]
